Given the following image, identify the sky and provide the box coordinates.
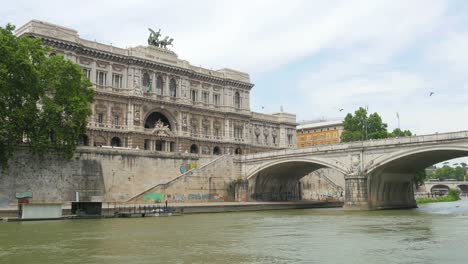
[1,0,467,140]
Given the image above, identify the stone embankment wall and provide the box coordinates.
[300,169,346,200]
[0,147,213,207]
[128,155,242,203]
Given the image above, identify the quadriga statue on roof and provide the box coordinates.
[147,28,174,49]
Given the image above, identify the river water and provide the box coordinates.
[1,200,468,264]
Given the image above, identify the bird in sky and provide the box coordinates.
[339,108,344,112]
[429,92,435,96]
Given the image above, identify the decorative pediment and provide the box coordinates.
[97,61,109,68]
[111,106,123,114]
[95,104,107,112]
[79,57,92,65]
[112,64,125,72]
[190,80,200,87]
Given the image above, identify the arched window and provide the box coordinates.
[156,76,163,95]
[235,147,242,155]
[234,92,241,108]
[142,72,151,91]
[144,112,171,129]
[78,135,89,146]
[111,137,121,147]
[213,146,221,155]
[190,144,199,154]
[169,78,177,97]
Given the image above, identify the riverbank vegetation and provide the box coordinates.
[416,189,461,204]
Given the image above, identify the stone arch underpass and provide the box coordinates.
[241,131,468,210]
[363,147,468,210]
[246,158,347,202]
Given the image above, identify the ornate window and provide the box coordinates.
[156,76,163,95]
[97,113,104,124]
[142,72,151,91]
[82,68,91,79]
[97,71,107,86]
[234,92,241,109]
[191,90,197,102]
[213,94,220,106]
[169,78,177,97]
[112,74,122,88]
[203,92,209,104]
[114,115,119,126]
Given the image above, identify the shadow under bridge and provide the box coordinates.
[248,160,345,201]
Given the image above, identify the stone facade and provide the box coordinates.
[16,20,297,155]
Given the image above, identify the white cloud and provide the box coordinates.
[1,0,467,138]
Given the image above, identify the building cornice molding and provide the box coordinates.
[36,35,254,90]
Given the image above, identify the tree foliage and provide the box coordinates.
[341,107,389,142]
[427,165,466,181]
[389,128,413,137]
[0,23,94,168]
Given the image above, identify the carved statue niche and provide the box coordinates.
[133,109,141,125]
[152,119,173,137]
[182,114,188,131]
[254,126,261,137]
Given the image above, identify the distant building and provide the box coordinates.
[296,119,343,148]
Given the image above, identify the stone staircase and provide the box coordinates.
[127,155,238,203]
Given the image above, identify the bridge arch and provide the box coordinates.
[365,146,468,209]
[247,158,346,201]
[457,184,468,196]
[247,158,347,180]
[366,146,468,175]
[430,184,450,195]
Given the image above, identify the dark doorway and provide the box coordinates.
[235,147,242,155]
[190,144,199,154]
[111,137,121,147]
[213,146,221,155]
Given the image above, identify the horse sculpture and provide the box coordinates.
[147,28,173,49]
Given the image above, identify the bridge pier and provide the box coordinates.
[343,175,371,210]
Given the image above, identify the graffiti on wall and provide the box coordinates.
[169,193,225,202]
[143,193,165,202]
[187,193,209,200]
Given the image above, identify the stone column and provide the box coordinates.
[343,175,370,210]
[107,63,113,87]
[224,119,230,140]
[210,119,214,138]
[152,72,156,94]
[199,118,203,137]
[107,104,112,127]
[164,75,169,96]
[91,60,97,84]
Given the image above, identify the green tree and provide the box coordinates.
[389,128,413,137]
[0,23,94,168]
[341,107,389,142]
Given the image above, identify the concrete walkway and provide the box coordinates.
[1,200,343,217]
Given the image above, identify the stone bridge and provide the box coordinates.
[421,181,468,195]
[240,131,468,210]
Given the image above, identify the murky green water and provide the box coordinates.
[1,200,468,264]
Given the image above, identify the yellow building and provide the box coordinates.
[296,119,343,148]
